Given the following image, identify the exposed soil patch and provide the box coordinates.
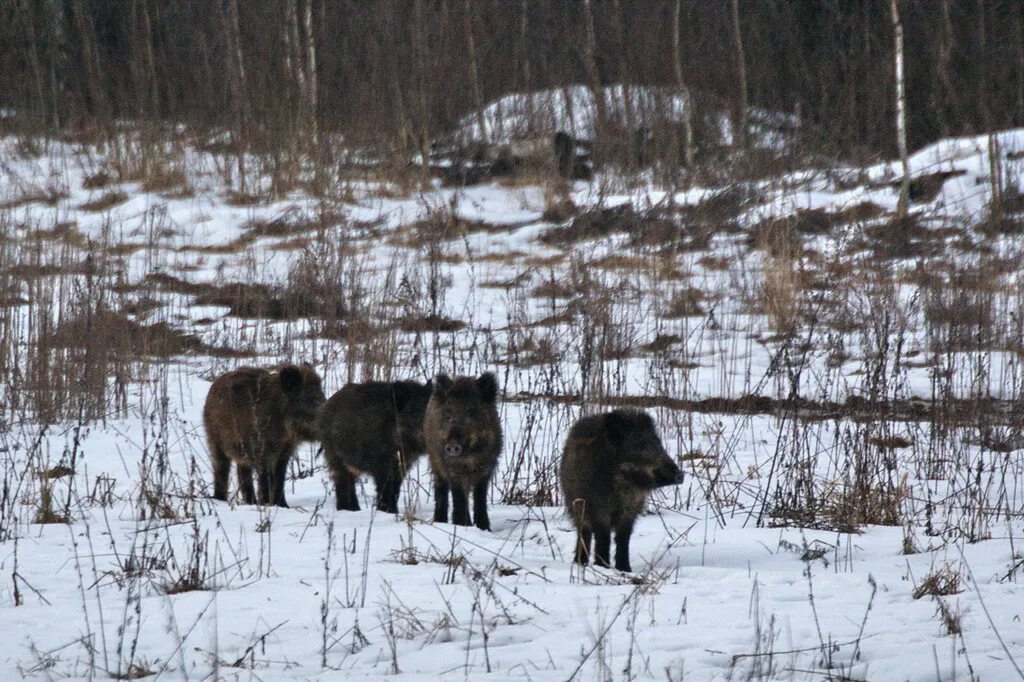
[540,198,578,223]
[0,188,66,209]
[23,222,88,247]
[541,204,675,246]
[748,202,885,249]
[508,390,1023,426]
[397,314,467,333]
[676,186,752,227]
[884,169,967,204]
[859,214,943,261]
[79,190,129,212]
[50,309,245,358]
[640,333,682,352]
[142,272,345,320]
[141,168,189,193]
[665,287,706,318]
[3,260,100,279]
[394,210,522,248]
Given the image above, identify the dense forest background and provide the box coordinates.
[1,0,1022,162]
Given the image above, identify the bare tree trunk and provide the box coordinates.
[463,0,488,144]
[285,0,305,148]
[611,0,634,147]
[520,0,535,136]
[71,0,107,124]
[581,0,607,157]
[935,0,957,136]
[43,1,64,131]
[672,0,694,168]
[1017,4,1024,125]
[223,0,248,192]
[139,0,160,119]
[729,0,747,148]
[301,0,319,147]
[976,1,1003,218]
[413,0,432,178]
[890,0,910,218]
[16,0,48,132]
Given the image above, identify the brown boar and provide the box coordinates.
[318,380,432,513]
[560,409,683,572]
[424,373,502,531]
[203,364,325,507]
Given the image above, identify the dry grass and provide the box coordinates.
[665,287,706,318]
[79,190,129,212]
[912,564,964,599]
[758,249,803,335]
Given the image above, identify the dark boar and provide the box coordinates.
[318,380,432,513]
[424,373,502,531]
[560,409,683,572]
[204,364,325,507]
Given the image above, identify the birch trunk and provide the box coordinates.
[890,0,910,218]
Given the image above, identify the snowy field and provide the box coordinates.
[1,122,1024,680]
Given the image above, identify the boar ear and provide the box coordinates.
[476,372,498,403]
[637,411,656,431]
[279,365,303,393]
[433,374,453,399]
[604,411,630,444]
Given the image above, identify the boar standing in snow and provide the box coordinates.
[424,373,502,531]
[560,409,683,572]
[319,380,432,513]
[204,364,325,507]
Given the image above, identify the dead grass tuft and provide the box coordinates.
[0,188,66,209]
[397,314,466,333]
[141,167,188,193]
[144,270,345,321]
[51,308,206,358]
[665,287,706,318]
[79,190,129,212]
[912,564,963,599]
[541,204,674,246]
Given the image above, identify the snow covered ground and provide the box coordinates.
[1,125,1024,679]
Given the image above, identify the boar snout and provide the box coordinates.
[653,460,684,487]
[444,441,464,458]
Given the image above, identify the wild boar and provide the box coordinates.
[560,409,683,572]
[204,364,325,507]
[319,380,432,513]
[424,373,502,531]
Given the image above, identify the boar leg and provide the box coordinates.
[433,474,450,523]
[614,520,634,572]
[472,479,491,531]
[593,526,612,568]
[333,466,360,511]
[237,462,257,505]
[375,471,401,514]
[257,468,273,506]
[574,528,593,565]
[211,443,231,501]
[271,449,291,508]
[451,483,471,526]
